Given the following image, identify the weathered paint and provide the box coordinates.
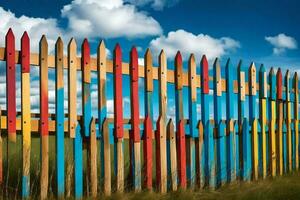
[225,59,236,183]
[21,31,31,198]
[74,124,83,199]
[89,118,97,197]
[259,64,267,179]
[55,37,65,197]
[40,35,49,200]
[167,119,177,191]
[277,69,283,175]
[285,71,292,172]
[82,39,92,137]
[213,58,226,185]
[6,28,16,142]
[294,73,299,170]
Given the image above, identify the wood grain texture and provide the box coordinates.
[39,35,49,200]
[143,116,153,190]
[115,139,124,193]
[55,37,65,197]
[102,119,111,195]
[89,118,97,197]
[167,119,177,191]
[6,29,16,142]
[196,121,204,188]
[277,69,283,175]
[294,73,299,170]
[177,120,186,189]
[68,38,77,138]
[21,31,31,198]
[285,71,292,172]
[259,65,267,179]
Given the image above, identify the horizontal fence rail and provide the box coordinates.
[0,28,299,199]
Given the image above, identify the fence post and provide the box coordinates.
[143,49,153,190]
[276,69,283,175]
[102,118,111,195]
[21,31,31,198]
[187,54,197,189]
[269,68,277,177]
[174,52,187,189]
[294,73,299,170]
[89,117,97,197]
[156,50,167,193]
[74,124,83,199]
[167,119,177,191]
[113,43,124,193]
[249,63,258,180]
[213,58,226,186]
[40,35,49,200]
[129,47,141,192]
[55,37,65,197]
[259,64,267,179]
[225,59,236,183]
[285,71,292,171]
[196,120,204,188]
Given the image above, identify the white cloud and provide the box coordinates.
[265,33,298,55]
[61,0,162,39]
[0,7,63,52]
[149,29,240,61]
[126,0,179,11]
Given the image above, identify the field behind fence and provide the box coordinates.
[0,28,299,199]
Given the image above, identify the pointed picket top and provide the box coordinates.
[81,38,90,83]
[68,37,77,50]
[249,62,257,96]
[213,58,222,96]
[21,31,30,73]
[225,58,234,92]
[144,48,153,92]
[294,72,298,95]
[97,40,106,69]
[197,120,204,139]
[56,36,63,46]
[40,35,48,47]
[238,60,246,101]
[201,55,209,94]
[225,58,232,75]
[130,46,139,82]
[277,68,283,100]
[259,64,267,99]
[175,51,183,90]
[238,60,243,72]
[98,40,106,54]
[188,54,196,101]
[167,119,175,139]
[269,67,276,101]
[6,28,15,40]
[159,50,167,73]
[285,70,290,101]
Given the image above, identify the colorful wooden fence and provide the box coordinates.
[0,29,299,199]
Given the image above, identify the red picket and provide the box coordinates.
[5,28,16,141]
[177,120,186,189]
[201,55,209,94]
[277,68,282,100]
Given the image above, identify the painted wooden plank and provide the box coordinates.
[21,31,31,198]
[143,49,153,190]
[269,68,277,177]
[249,63,258,180]
[5,28,16,142]
[242,118,251,181]
[68,38,77,138]
[89,118,97,197]
[113,44,124,192]
[201,55,216,188]
[97,40,107,189]
[177,120,187,189]
[285,70,292,172]
[259,64,267,179]
[195,121,204,188]
[130,47,141,191]
[237,61,247,180]
[187,54,197,188]
[294,73,299,170]
[277,68,283,175]
[0,109,2,185]
[174,51,187,189]
[167,119,177,191]
[82,39,92,137]
[74,124,83,199]
[156,50,167,193]
[55,37,65,197]
[102,118,111,195]
[39,35,49,200]
[225,59,236,183]
[213,58,226,186]
[143,116,153,190]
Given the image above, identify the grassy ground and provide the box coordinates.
[1,135,300,199]
[106,172,300,200]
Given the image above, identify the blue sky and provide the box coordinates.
[0,0,299,126]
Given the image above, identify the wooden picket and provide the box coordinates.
[0,28,299,199]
